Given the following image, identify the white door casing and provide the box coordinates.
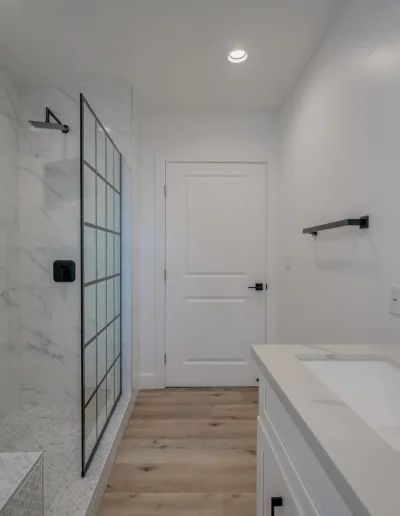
[165,162,267,386]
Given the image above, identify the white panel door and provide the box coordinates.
[166,162,267,387]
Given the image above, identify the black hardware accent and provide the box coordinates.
[303,215,369,236]
[46,107,70,133]
[248,283,264,291]
[53,260,76,282]
[271,496,283,515]
[29,107,70,133]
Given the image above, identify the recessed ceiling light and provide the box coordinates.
[228,49,248,64]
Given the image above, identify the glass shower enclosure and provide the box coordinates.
[80,94,122,475]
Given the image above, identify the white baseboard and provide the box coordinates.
[139,372,165,390]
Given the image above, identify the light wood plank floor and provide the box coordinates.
[99,387,258,516]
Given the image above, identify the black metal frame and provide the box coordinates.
[80,94,123,477]
[303,216,369,236]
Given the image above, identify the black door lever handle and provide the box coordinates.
[248,283,263,291]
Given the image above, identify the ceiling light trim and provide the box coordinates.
[228,49,248,63]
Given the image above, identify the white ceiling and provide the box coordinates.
[0,0,346,110]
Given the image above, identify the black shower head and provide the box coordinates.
[29,120,69,132]
[29,107,70,133]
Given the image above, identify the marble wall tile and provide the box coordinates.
[0,67,21,419]
[17,85,81,409]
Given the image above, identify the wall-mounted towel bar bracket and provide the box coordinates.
[303,215,369,236]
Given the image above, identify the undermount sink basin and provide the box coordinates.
[300,356,400,452]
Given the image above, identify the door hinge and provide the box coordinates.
[164,184,167,197]
[164,269,167,282]
[164,353,167,365]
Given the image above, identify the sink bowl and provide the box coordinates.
[300,356,400,452]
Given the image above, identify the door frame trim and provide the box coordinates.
[153,158,269,389]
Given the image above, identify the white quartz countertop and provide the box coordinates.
[251,344,400,516]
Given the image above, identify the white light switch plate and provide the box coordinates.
[390,285,400,316]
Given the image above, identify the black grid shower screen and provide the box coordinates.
[80,94,122,475]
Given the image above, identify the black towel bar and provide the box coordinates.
[303,216,369,236]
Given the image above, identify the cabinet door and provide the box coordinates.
[257,418,302,516]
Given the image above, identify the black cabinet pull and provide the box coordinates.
[271,496,283,515]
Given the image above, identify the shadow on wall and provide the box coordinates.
[313,226,379,274]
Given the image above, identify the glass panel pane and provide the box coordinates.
[115,357,121,400]
[97,177,106,228]
[97,124,106,178]
[107,278,114,324]
[84,227,96,283]
[84,166,96,224]
[107,323,114,370]
[84,285,96,343]
[97,230,106,280]
[97,281,106,331]
[107,186,114,230]
[85,393,97,462]
[107,233,114,276]
[114,235,120,274]
[114,191,120,232]
[115,316,121,359]
[114,151,121,192]
[83,104,96,168]
[115,276,120,316]
[84,340,96,404]
[107,138,114,186]
[97,379,107,435]
[97,329,106,382]
[106,366,115,418]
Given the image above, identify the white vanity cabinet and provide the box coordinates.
[256,375,353,516]
[257,418,304,516]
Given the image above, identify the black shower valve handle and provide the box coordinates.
[53,260,76,282]
[271,497,283,515]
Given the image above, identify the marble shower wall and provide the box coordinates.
[0,72,133,415]
[0,68,21,419]
[17,83,133,407]
[18,85,81,406]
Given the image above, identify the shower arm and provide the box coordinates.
[46,108,63,125]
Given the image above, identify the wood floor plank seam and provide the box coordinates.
[99,387,258,516]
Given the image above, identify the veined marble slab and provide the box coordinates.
[252,344,400,516]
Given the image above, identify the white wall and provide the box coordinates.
[130,97,141,394]
[278,0,400,346]
[139,111,279,388]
